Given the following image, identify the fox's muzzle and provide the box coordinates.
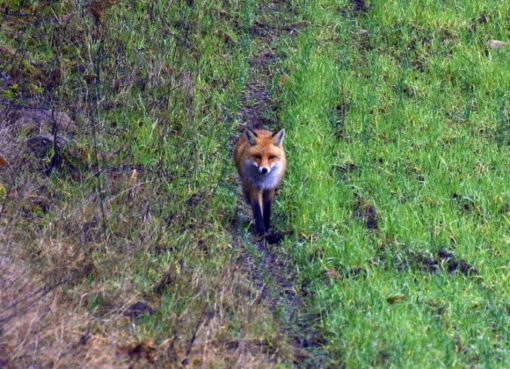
[259,166,270,175]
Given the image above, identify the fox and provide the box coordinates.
[234,127,286,235]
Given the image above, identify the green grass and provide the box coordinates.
[3,0,510,368]
[279,0,510,368]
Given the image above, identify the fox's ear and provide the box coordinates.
[272,128,285,146]
[245,128,258,146]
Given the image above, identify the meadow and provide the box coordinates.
[1,0,510,368]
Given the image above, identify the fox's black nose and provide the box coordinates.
[260,167,268,174]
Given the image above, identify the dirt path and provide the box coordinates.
[232,2,326,367]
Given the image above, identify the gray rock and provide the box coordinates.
[123,301,155,319]
[26,133,71,158]
[487,40,509,50]
[3,107,76,133]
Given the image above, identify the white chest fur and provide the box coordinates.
[244,160,283,190]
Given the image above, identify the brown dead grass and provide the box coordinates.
[0,96,292,369]
[0,165,292,368]
[0,245,290,369]
[0,255,125,368]
[159,264,290,369]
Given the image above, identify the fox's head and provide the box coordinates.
[245,128,285,175]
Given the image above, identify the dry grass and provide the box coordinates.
[0,241,290,369]
[159,264,291,369]
[0,165,292,368]
[0,256,122,368]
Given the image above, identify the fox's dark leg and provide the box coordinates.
[250,191,265,235]
[263,189,274,232]
[243,188,250,204]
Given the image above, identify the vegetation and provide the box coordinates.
[1,0,510,368]
[1,0,297,367]
[280,1,510,368]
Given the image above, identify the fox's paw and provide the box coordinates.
[264,229,286,245]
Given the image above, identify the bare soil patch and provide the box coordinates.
[354,194,379,230]
[371,247,479,277]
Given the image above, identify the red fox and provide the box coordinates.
[234,128,286,235]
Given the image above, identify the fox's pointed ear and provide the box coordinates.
[272,128,285,146]
[245,128,258,146]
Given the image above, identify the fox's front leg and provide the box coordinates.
[263,189,274,232]
[249,189,265,235]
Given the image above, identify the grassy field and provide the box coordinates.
[2,0,510,368]
[279,0,510,368]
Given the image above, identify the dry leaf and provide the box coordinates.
[0,155,7,167]
[387,294,405,304]
[130,168,139,184]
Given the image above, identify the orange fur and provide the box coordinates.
[234,128,286,235]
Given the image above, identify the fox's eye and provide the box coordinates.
[254,155,262,160]
[268,155,277,160]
